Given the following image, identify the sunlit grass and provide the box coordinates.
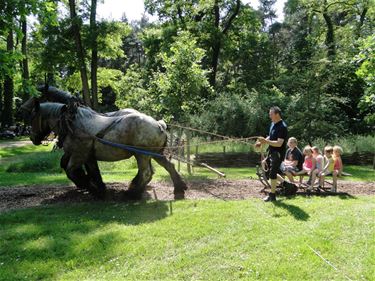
[0,197,373,280]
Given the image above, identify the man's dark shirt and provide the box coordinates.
[285,147,303,171]
[268,120,288,157]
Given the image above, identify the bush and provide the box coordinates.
[288,135,375,155]
[189,86,289,138]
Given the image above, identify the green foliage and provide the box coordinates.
[191,86,288,137]
[152,31,212,121]
[355,35,375,125]
[305,135,375,155]
[95,21,131,59]
[1,0,373,140]
[117,31,212,121]
[115,64,151,113]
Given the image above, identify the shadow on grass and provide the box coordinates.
[297,191,357,200]
[0,200,170,280]
[272,200,310,221]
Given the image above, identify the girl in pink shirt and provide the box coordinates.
[296,146,316,177]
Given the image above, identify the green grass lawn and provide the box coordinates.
[0,144,374,187]
[0,196,373,280]
[0,142,374,280]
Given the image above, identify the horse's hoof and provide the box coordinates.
[96,189,106,200]
[174,192,185,200]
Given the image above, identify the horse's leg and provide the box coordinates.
[84,158,106,198]
[153,156,187,199]
[125,155,153,200]
[60,153,89,190]
[64,155,98,195]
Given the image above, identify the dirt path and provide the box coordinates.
[0,140,32,149]
[0,179,374,212]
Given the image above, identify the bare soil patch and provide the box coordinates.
[0,179,374,212]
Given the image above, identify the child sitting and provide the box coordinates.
[295,146,316,184]
[310,146,324,190]
[280,153,299,173]
[333,145,343,177]
[319,145,342,192]
[282,137,303,183]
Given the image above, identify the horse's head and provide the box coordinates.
[29,99,52,145]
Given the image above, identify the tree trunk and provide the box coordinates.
[356,7,368,38]
[2,29,14,127]
[209,0,240,88]
[322,12,335,59]
[209,0,220,88]
[90,0,98,110]
[0,80,3,122]
[21,16,30,102]
[68,0,92,107]
[210,41,221,87]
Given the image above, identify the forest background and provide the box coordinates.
[0,0,374,143]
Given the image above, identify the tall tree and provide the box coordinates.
[90,0,98,109]
[144,0,241,88]
[2,28,14,127]
[209,0,241,87]
[21,11,30,102]
[68,0,92,106]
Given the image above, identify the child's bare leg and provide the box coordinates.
[277,174,285,184]
[261,159,267,171]
[310,169,318,189]
[295,169,306,175]
[285,171,295,183]
[331,170,338,192]
[319,174,325,187]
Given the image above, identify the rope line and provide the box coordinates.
[92,123,263,151]
[169,123,261,145]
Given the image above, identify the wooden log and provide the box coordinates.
[200,163,226,177]
[172,156,225,177]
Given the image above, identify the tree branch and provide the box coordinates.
[222,0,240,34]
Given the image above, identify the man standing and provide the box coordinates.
[257,106,288,202]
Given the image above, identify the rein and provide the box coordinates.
[95,137,165,158]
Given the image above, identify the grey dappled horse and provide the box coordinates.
[20,86,139,192]
[25,99,187,199]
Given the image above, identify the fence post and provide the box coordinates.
[169,127,173,147]
[177,129,182,172]
[186,131,192,175]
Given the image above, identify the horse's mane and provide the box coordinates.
[37,85,81,104]
[40,103,65,118]
[76,105,100,119]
